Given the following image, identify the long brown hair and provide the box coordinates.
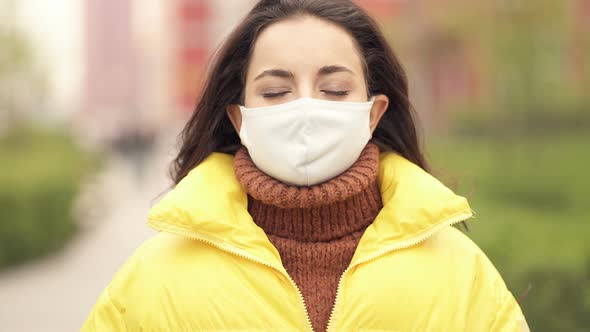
[170,0,428,184]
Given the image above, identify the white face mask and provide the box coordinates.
[238,96,375,186]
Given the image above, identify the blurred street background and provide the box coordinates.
[0,0,588,331]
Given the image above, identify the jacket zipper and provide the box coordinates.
[147,219,314,332]
[325,210,473,332]
[149,209,471,332]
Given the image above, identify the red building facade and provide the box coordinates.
[175,0,211,115]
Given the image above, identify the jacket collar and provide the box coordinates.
[147,152,472,269]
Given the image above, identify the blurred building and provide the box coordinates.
[174,0,210,113]
[174,0,257,115]
[81,0,140,144]
[77,0,256,146]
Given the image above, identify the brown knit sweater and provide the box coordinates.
[234,143,383,332]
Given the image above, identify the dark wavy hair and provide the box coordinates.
[170,0,428,184]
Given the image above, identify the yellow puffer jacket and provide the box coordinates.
[82,151,528,332]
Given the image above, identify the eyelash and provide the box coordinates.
[262,91,290,98]
[262,90,350,99]
[323,90,350,96]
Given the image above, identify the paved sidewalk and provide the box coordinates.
[0,140,175,331]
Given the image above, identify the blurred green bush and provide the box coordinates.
[429,130,590,331]
[0,126,101,270]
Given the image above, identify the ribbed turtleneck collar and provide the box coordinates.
[233,143,383,242]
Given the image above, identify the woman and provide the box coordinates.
[83,0,529,331]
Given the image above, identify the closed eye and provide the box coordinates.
[321,90,350,96]
[262,91,291,99]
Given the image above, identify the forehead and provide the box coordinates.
[247,15,364,78]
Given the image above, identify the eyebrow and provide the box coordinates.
[253,69,294,81]
[318,65,354,76]
[253,65,355,81]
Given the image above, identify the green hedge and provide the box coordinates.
[428,131,590,331]
[0,126,101,269]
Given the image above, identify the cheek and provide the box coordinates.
[351,83,369,101]
[350,76,369,100]
[352,90,369,101]
[243,93,269,108]
[242,85,258,107]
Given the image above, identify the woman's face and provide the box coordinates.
[227,15,388,133]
